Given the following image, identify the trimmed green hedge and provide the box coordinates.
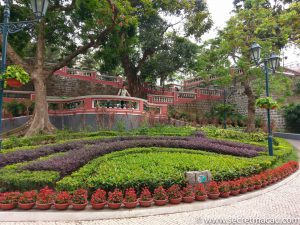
[56,147,274,192]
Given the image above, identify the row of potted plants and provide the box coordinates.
[0,161,298,210]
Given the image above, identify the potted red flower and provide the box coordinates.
[91,189,107,209]
[153,186,168,206]
[246,177,255,191]
[0,192,20,210]
[139,187,153,207]
[36,186,55,210]
[229,180,240,196]
[218,181,230,198]
[206,181,220,199]
[194,183,207,201]
[260,173,268,187]
[108,188,123,209]
[123,188,138,209]
[181,185,195,203]
[167,184,182,204]
[252,175,262,189]
[18,190,37,210]
[71,189,88,210]
[54,191,71,210]
[239,178,248,194]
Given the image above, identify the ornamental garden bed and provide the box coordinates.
[0,161,298,211]
[0,126,297,197]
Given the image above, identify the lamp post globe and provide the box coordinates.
[31,0,49,19]
[269,52,280,72]
[250,42,262,65]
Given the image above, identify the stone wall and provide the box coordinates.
[46,75,119,97]
[173,99,222,117]
[7,75,119,97]
[227,84,286,131]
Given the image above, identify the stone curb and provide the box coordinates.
[0,170,299,222]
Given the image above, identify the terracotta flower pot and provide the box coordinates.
[208,192,220,200]
[123,201,138,209]
[169,198,182,204]
[0,203,15,210]
[240,188,248,194]
[91,201,106,210]
[18,202,35,210]
[107,202,122,209]
[54,203,69,210]
[220,192,230,198]
[72,202,88,210]
[254,185,262,190]
[182,196,195,203]
[195,195,207,201]
[139,198,153,207]
[36,202,52,210]
[248,186,255,191]
[6,78,22,88]
[230,190,240,196]
[154,199,168,206]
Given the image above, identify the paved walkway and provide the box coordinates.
[1,140,300,225]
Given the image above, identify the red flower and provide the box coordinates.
[218,181,230,193]
[91,189,106,204]
[36,186,55,204]
[153,186,168,200]
[18,190,37,204]
[0,192,20,204]
[72,189,88,204]
[108,188,123,203]
[206,181,219,194]
[139,187,152,201]
[124,188,137,203]
[181,185,195,197]
[167,184,182,199]
[54,191,71,204]
[194,183,206,196]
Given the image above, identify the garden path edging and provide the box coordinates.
[0,170,299,222]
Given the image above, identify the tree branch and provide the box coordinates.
[0,35,31,72]
[136,48,155,72]
[48,0,118,74]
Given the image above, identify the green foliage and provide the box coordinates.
[2,65,30,86]
[0,154,62,192]
[4,100,26,117]
[56,147,273,192]
[283,104,300,133]
[201,126,279,146]
[256,97,279,109]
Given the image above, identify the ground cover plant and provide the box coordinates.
[0,126,297,192]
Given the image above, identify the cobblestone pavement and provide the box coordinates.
[1,141,299,225]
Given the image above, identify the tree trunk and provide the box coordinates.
[243,81,256,132]
[25,72,56,136]
[121,55,143,97]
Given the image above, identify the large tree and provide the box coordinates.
[196,0,297,131]
[97,0,212,96]
[0,0,126,136]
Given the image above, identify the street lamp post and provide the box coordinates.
[0,0,49,149]
[250,42,280,156]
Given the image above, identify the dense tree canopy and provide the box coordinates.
[196,0,297,131]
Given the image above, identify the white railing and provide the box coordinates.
[152,96,174,103]
[197,88,222,96]
[177,92,196,99]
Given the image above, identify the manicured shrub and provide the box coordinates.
[22,136,263,177]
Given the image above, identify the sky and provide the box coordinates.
[203,0,300,68]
